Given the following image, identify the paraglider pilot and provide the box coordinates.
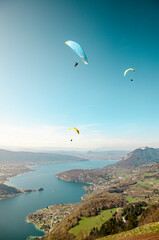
[74,62,78,67]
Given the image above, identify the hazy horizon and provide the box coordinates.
[0,145,155,153]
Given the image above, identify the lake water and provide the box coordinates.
[0,159,117,240]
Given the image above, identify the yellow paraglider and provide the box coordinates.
[124,68,135,76]
[68,127,80,134]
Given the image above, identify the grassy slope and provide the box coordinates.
[137,181,153,189]
[98,222,159,240]
[125,196,138,203]
[69,208,117,238]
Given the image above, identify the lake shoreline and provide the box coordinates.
[0,159,117,240]
[1,158,113,201]
[0,159,89,201]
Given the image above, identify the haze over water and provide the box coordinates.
[0,159,117,240]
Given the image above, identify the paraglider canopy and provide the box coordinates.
[68,127,80,134]
[65,40,88,64]
[124,68,135,77]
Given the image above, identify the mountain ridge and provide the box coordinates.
[56,147,159,189]
[0,148,85,163]
[116,147,159,168]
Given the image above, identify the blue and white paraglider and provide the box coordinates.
[65,40,88,67]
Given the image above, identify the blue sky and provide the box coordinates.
[0,0,158,150]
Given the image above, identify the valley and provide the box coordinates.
[29,147,159,240]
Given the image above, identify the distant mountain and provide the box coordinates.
[0,149,84,163]
[0,148,129,163]
[116,147,159,168]
[56,147,159,184]
[86,150,129,160]
[85,147,159,167]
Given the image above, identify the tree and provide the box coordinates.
[127,213,138,230]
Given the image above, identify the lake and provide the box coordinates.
[0,159,117,240]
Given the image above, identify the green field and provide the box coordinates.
[69,208,117,239]
[137,181,154,189]
[98,222,159,240]
[149,177,159,184]
[141,173,156,177]
[126,195,138,203]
